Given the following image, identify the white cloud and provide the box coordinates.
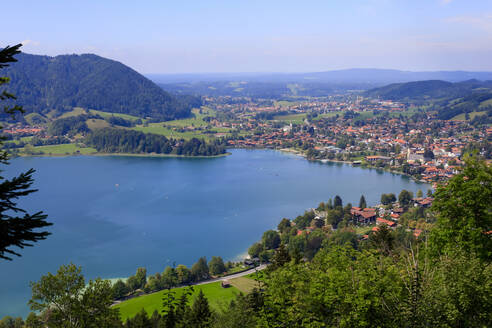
[445,14,492,33]
[440,0,453,5]
[21,39,40,47]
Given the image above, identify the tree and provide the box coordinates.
[334,195,343,208]
[161,266,178,289]
[191,257,209,282]
[208,256,226,275]
[277,218,291,234]
[248,242,263,258]
[29,263,119,328]
[423,148,434,160]
[430,155,492,260]
[426,189,433,197]
[0,44,51,260]
[268,243,291,271]
[111,279,129,299]
[398,190,414,207]
[359,195,367,209]
[188,290,212,328]
[176,264,192,285]
[0,316,23,328]
[369,224,394,255]
[127,267,147,291]
[262,230,280,250]
[126,308,151,328]
[24,312,42,328]
[381,193,396,205]
[416,189,423,198]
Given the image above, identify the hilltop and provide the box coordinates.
[365,79,492,119]
[2,53,199,121]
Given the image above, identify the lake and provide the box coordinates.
[0,149,429,317]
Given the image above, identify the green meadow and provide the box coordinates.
[89,109,143,122]
[23,143,97,155]
[114,281,242,321]
[272,113,307,123]
[451,110,488,121]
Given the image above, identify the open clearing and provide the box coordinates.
[25,143,97,155]
[114,281,241,321]
[451,110,487,121]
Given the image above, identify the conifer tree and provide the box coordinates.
[359,195,367,209]
[0,44,51,261]
[189,290,211,328]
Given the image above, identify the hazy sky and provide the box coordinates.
[3,0,492,73]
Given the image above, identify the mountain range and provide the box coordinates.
[147,68,492,85]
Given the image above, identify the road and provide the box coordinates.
[194,264,267,286]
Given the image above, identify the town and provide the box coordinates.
[3,94,490,188]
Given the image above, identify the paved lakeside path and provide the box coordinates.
[194,264,267,286]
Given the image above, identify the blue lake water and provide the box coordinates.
[0,149,429,317]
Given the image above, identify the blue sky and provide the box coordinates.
[4,0,492,73]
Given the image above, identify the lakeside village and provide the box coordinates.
[108,188,435,305]
[3,94,491,188]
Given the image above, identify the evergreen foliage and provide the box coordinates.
[2,53,201,121]
[0,44,51,261]
[84,128,226,156]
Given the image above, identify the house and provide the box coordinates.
[416,197,433,208]
[351,208,377,225]
[376,217,397,228]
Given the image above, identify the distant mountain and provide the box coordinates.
[147,69,492,85]
[2,53,198,121]
[365,79,492,119]
[365,79,492,100]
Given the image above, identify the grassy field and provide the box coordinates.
[272,113,307,123]
[162,107,215,128]
[89,109,143,122]
[115,282,241,321]
[275,100,299,108]
[314,111,345,119]
[229,276,258,293]
[351,225,376,235]
[479,98,492,109]
[131,124,213,140]
[24,113,48,125]
[86,118,111,130]
[451,110,487,121]
[23,143,97,155]
[131,107,226,140]
[59,107,87,118]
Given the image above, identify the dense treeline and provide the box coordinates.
[47,115,90,136]
[2,53,199,121]
[84,128,226,156]
[111,256,232,300]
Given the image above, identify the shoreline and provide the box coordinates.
[14,151,232,159]
[276,147,427,185]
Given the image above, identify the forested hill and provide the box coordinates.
[365,79,492,119]
[2,53,199,121]
[365,79,492,101]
